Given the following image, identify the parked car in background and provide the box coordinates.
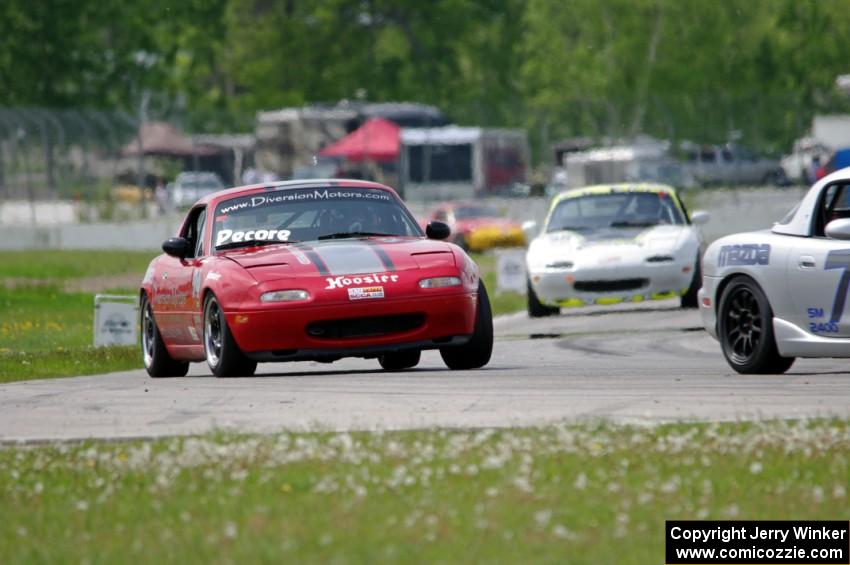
[427,202,525,252]
[681,143,787,186]
[171,171,226,207]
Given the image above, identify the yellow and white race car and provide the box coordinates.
[524,183,709,317]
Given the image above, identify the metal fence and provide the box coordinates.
[4,90,850,206]
[0,107,139,202]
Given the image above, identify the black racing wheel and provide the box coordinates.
[141,293,189,378]
[203,293,257,377]
[440,280,494,370]
[717,276,795,374]
[680,254,701,309]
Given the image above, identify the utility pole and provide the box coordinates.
[137,91,150,219]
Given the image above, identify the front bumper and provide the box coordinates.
[226,291,477,355]
[698,275,720,339]
[528,261,693,307]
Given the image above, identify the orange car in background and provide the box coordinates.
[427,202,525,252]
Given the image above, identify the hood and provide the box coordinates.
[531,224,687,256]
[223,237,455,280]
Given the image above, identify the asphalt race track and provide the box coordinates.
[2,300,850,442]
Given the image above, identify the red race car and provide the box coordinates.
[140,179,493,377]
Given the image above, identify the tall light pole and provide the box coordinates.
[137,90,150,218]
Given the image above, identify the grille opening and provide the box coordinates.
[573,278,648,292]
[306,314,425,339]
[431,335,454,343]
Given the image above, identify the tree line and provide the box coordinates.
[1,0,849,158]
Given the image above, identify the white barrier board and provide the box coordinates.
[94,295,138,347]
[495,249,527,294]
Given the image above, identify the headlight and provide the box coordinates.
[260,289,310,302]
[418,276,462,289]
[525,248,545,271]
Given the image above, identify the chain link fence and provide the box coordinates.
[4,89,850,210]
[0,107,139,202]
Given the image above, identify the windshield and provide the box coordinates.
[546,191,685,232]
[454,206,500,219]
[212,186,422,250]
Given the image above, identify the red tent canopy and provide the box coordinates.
[319,118,400,162]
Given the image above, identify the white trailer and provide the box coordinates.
[399,126,529,201]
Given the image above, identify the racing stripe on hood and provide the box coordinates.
[311,242,391,275]
[294,243,330,275]
[364,240,395,272]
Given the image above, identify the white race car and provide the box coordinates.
[700,167,850,373]
[525,184,709,317]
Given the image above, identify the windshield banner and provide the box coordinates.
[218,188,392,215]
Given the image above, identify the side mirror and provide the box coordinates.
[425,221,451,240]
[826,219,850,240]
[521,220,538,241]
[690,211,710,225]
[162,237,192,258]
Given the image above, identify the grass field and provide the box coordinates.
[0,249,522,383]
[0,249,155,281]
[0,250,157,382]
[1,419,847,563]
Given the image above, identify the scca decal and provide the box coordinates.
[325,273,399,290]
[348,286,384,301]
[215,229,291,247]
[717,244,770,267]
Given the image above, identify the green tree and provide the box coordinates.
[521,0,850,152]
[2,0,850,155]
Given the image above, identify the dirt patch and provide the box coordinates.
[2,277,55,289]
[64,273,143,293]
[2,272,143,293]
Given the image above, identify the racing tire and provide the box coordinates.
[527,278,560,317]
[680,255,701,309]
[141,293,189,378]
[717,276,795,374]
[440,281,494,370]
[203,293,257,378]
[378,350,421,371]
